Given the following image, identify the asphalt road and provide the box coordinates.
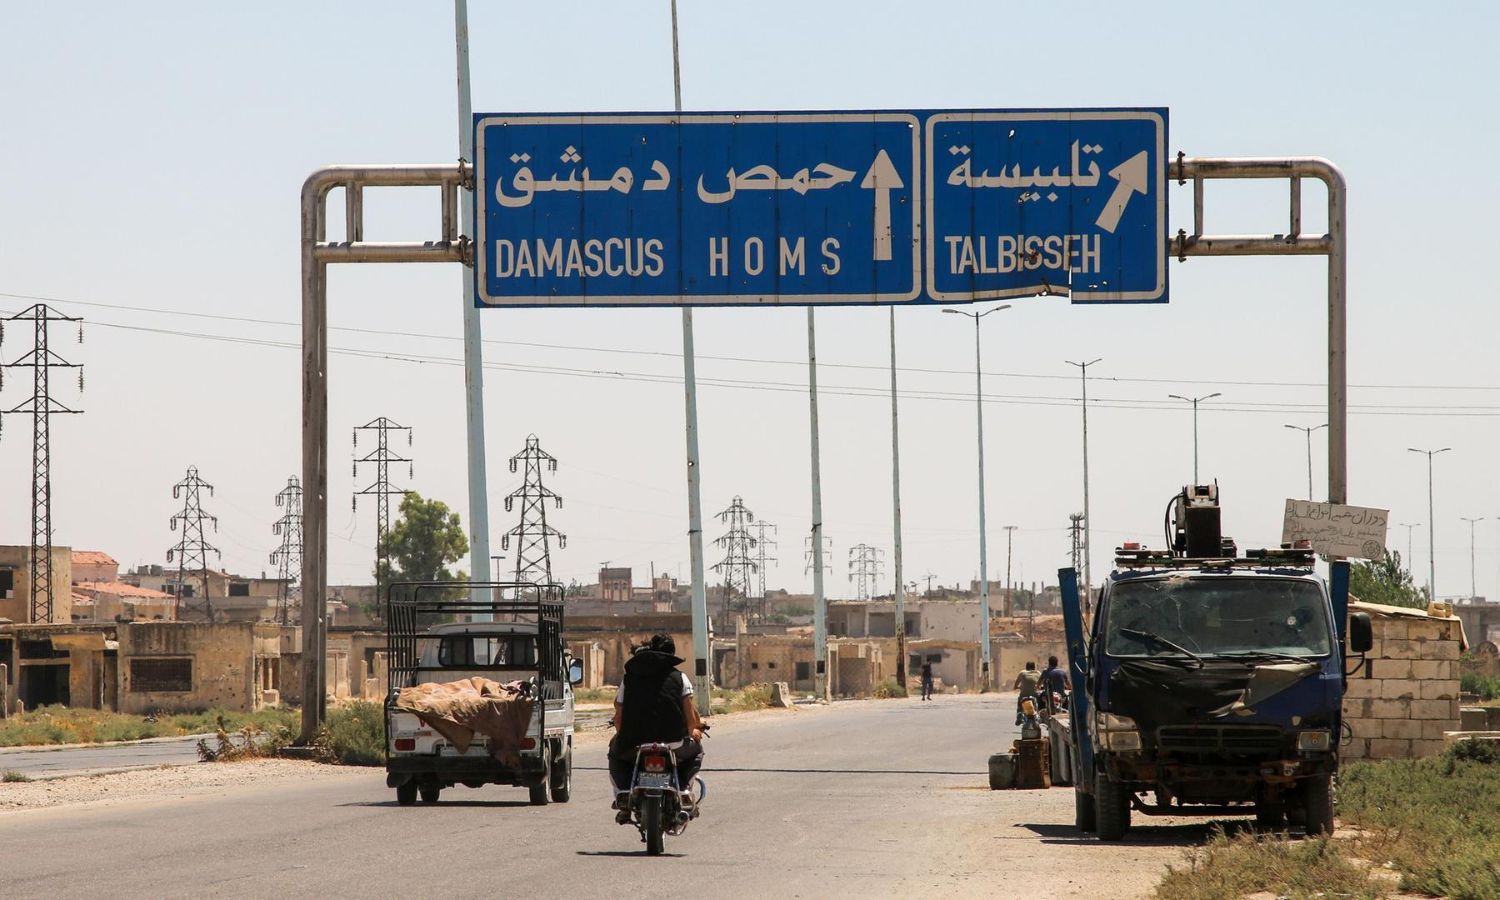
[0,695,1201,899]
[0,735,207,778]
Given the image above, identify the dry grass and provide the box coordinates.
[0,706,298,747]
[710,684,773,715]
[1156,829,1386,900]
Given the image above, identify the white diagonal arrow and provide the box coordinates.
[1094,150,1150,234]
[861,149,903,261]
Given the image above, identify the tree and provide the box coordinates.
[376,493,469,600]
[1348,549,1428,609]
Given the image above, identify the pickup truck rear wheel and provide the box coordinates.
[1301,773,1335,836]
[1094,778,1131,841]
[528,753,551,806]
[419,782,441,804]
[550,739,572,803]
[396,781,417,806]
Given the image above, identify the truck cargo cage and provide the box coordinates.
[384,581,567,698]
[1113,543,1316,571]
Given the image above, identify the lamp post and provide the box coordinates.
[1066,358,1103,611]
[1461,516,1485,601]
[1167,393,1221,484]
[1408,447,1451,600]
[1397,522,1420,573]
[943,304,1010,690]
[1284,423,1329,501]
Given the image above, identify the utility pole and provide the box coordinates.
[1398,522,1420,575]
[1285,423,1328,500]
[167,466,221,623]
[752,520,777,621]
[1066,359,1102,614]
[1167,393,1221,484]
[944,303,1011,691]
[712,497,758,618]
[270,476,304,625]
[503,434,566,585]
[922,572,936,599]
[807,306,829,701]
[1461,516,1485,601]
[453,0,493,606]
[888,306,908,691]
[668,0,711,717]
[0,304,83,624]
[1409,447,1450,601]
[1002,525,1018,619]
[353,417,412,602]
[848,544,884,602]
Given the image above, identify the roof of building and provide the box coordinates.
[75,581,175,600]
[71,550,118,567]
[600,567,632,580]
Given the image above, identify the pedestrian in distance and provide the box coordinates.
[920,661,935,701]
[1013,660,1041,726]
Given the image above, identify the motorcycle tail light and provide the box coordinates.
[643,754,669,773]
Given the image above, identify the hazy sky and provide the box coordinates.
[3,2,1498,603]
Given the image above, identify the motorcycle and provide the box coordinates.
[1038,689,1069,723]
[622,733,708,855]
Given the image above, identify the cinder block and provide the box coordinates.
[1419,679,1460,700]
[1384,639,1417,659]
[1410,660,1444,680]
[1406,618,1443,639]
[1375,620,1409,641]
[1341,738,1369,760]
[1410,699,1452,720]
[1420,641,1461,661]
[1345,678,1381,699]
[1363,638,1384,660]
[1411,739,1447,758]
[1368,698,1411,719]
[1370,659,1412,680]
[1380,679,1417,700]
[1382,718,1423,739]
[1368,738,1412,760]
[1343,699,1371,720]
[1422,719,1452,740]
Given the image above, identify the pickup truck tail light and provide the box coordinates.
[643,753,669,773]
[394,738,416,752]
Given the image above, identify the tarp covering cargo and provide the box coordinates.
[395,677,535,765]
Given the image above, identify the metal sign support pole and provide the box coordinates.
[808,308,828,701]
[453,0,492,609]
[889,308,906,690]
[972,314,990,691]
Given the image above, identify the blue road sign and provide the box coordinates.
[473,109,1166,307]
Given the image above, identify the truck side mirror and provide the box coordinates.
[568,659,584,686]
[1348,612,1373,654]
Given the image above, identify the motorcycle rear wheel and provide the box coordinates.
[641,794,665,856]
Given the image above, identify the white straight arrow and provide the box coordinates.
[1094,150,1150,234]
[861,149,903,261]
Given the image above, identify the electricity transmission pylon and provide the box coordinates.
[1,304,83,624]
[167,466,221,623]
[804,535,833,576]
[752,520,778,620]
[848,543,884,601]
[503,434,566,585]
[353,417,412,600]
[1068,512,1084,574]
[712,497,758,617]
[270,476,304,625]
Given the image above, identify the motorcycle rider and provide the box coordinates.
[1013,660,1042,726]
[1041,654,1070,714]
[609,634,705,824]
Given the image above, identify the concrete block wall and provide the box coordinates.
[1342,608,1463,760]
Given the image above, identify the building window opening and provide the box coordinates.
[130,657,193,692]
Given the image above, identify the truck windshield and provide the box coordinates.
[1103,576,1331,659]
[424,634,538,668]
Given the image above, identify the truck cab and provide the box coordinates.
[1062,486,1372,839]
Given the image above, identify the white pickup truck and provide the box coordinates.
[383,586,581,806]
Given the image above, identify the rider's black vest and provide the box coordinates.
[618,651,688,749]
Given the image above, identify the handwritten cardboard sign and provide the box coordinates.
[1281,500,1389,560]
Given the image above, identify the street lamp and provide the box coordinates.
[943,303,1010,690]
[1167,393,1222,484]
[1066,358,1103,611]
[1461,516,1486,601]
[1284,423,1329,501]
[1397,522,1420,572]
[1408,447,1451,600]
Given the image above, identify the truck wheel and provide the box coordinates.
[396,781,417,806]
[419,782,441,804]
[528,753,551,806]
[1074,788,1096,833]
[1094,778,1131,841]
[1302,773,1335,836]
[550,740,572,804]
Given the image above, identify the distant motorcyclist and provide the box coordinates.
[1013,661,1042,726]
[609,634,705,823]
[1041,654,1070,713]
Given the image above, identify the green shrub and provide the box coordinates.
[314,701,385,766]
[1447,738,1500,765]
[872,677,907,699]
[1156,829,1383,900]
[1461,671,1500,701]
[2,770,32,783]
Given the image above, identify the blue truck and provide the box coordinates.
[1060,485,1373,840]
